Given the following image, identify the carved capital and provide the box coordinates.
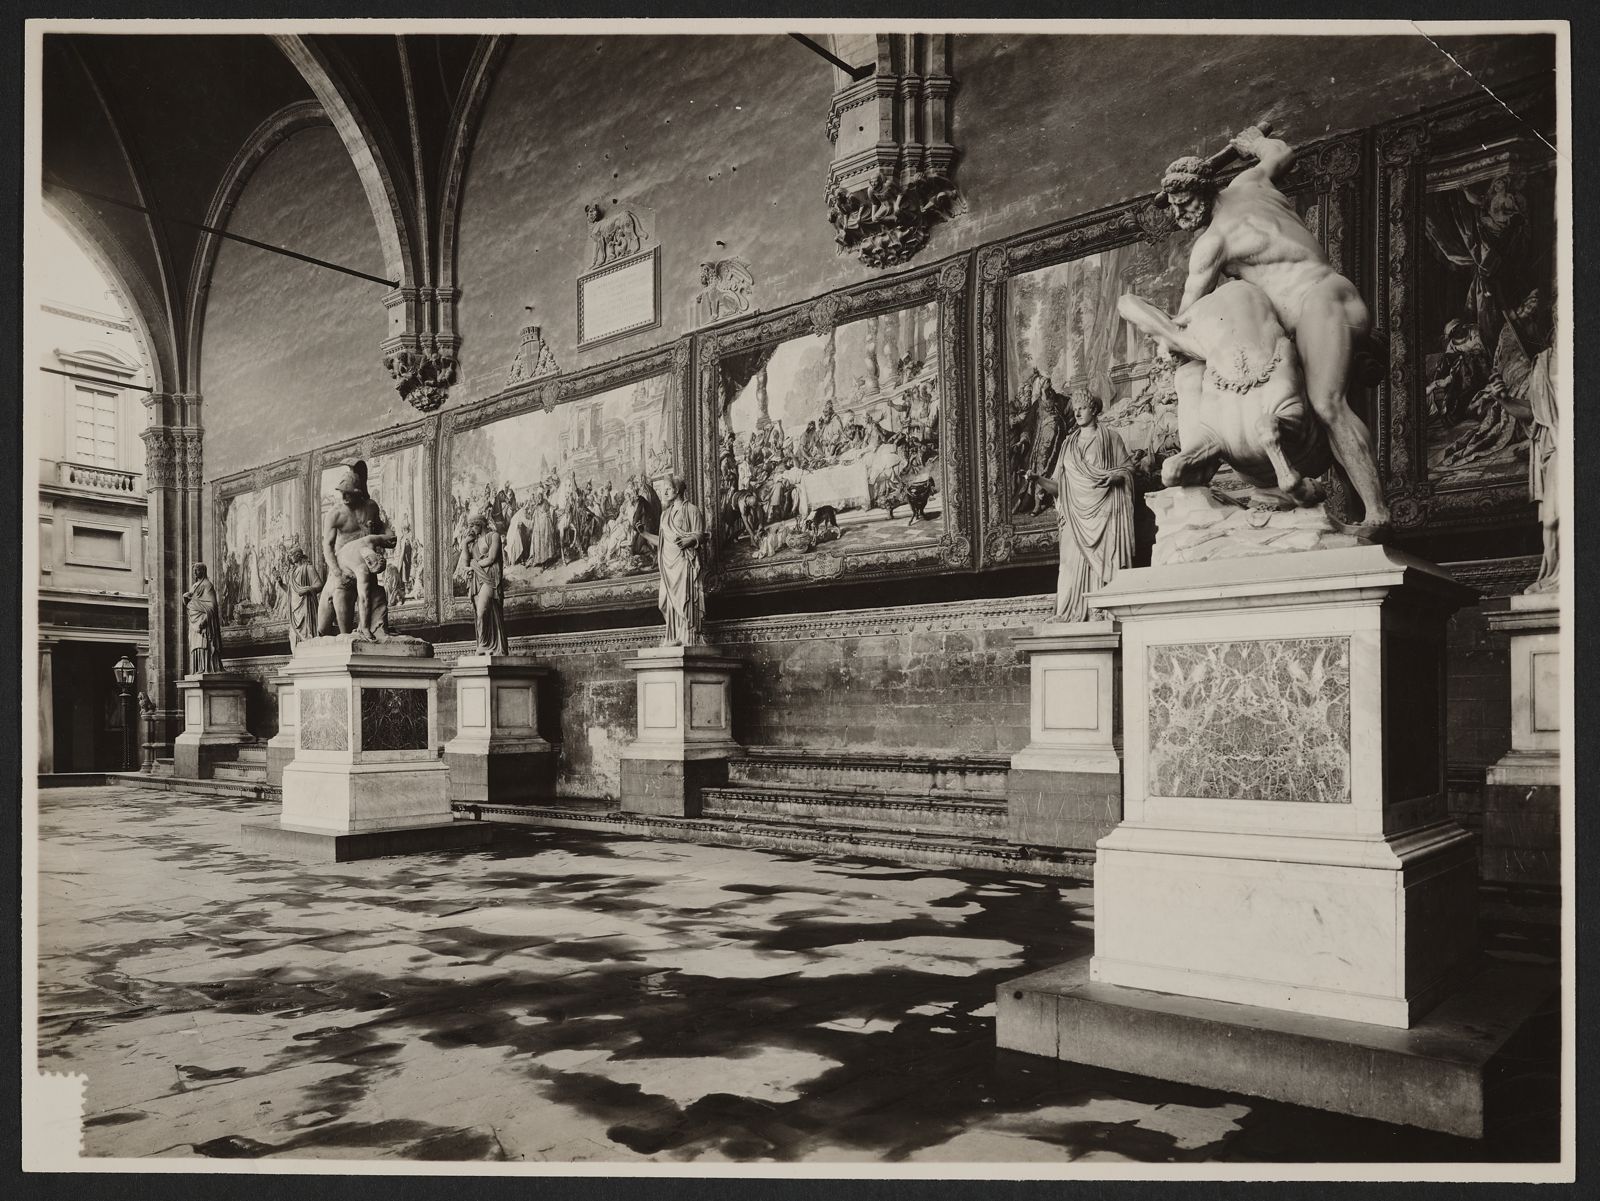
[140,426,178,489]
[177,427,205,490]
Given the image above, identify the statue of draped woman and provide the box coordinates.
[1030,394,1136,622]
[183,562,225,673]
[640,477,705,647]
[465,509,510,656]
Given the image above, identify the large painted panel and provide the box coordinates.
[696,260,974,594]
[1377,76,1556,532]
[975,133,1367,566]
[311,421,439,627]
[441,342,691,617]
[211,457,309,645]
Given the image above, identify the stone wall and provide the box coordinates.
[198,32,1554,469]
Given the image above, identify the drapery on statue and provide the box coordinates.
[1129,123,1390,537]
[1523,347,1559,594]
[1029,394,1136,622]
[317,459,398,641]
[638,476,705,647]
[465,507,510,656]
[285,544,322,649]
[183,562,225,673]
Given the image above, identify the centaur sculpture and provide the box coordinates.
[1119,123,1389,537]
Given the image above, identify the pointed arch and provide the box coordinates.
[273,34,420,290]
[182,100,332,394]
[42,186,173,395]
[436,34,509,296]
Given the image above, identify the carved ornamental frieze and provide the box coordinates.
[824,35,963,270]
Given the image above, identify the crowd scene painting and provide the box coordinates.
[317,443,430,609]
[447,375,676,595]
[1005,238,1193,518]
[215,476,306,628]
[1420,144,1556,492]
[717,300,944,566]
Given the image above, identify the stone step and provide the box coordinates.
[106,772,281,802]
[234,745,268,765]
[702,784,1007,836]
[729,747,1011,799]
[450,800,1091,880]
[212,762,268,783]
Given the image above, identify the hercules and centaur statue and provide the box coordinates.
[1119,123,1390,539]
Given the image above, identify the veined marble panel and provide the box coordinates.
[299,688,349,751]
[1147,637,1351,804]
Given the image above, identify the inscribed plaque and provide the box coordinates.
[578,248,660,347]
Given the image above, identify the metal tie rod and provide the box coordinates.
[51,181,400,289]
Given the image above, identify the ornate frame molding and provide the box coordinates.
[210,453,312,647]
[308,415,442,628]
[973,130,1366,567]
[438,338,694,620]
[1374,75,1554,533]
[694,255,975,595]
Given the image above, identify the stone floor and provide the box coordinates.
[34,785,1560,1166]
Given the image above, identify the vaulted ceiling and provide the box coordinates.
[40,32,501,394]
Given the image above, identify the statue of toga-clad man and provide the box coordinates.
[317,459,397,639]
[1158,124,1389,535]
[183,562,225,673]
[1029,394,1136,622]
[285,544,322,649]
[640,476,705,647]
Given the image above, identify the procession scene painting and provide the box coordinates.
[215,475,306,629]
[1420,139,1556,493]
[446,374,676,597]
[716,300,944,567]
[1004,235,1193,521]
[317,443,430,610]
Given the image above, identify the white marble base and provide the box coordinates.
[1009,622,1121,776]
[442,655,554,803]
[279,759,452,833]
[1484,593,1560,788]
[271,637,452,843]
[620,645,744,763]
[1086,545,1478,1028]
[264,673,297,785]
[174,672,254,779]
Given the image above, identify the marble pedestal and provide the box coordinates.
[1484,593,1560,788]
[1006,622,1122,851]
[619,645,743,818]
[264,672,297,786]
[173,672,253,780]
[243,637,490,862]
[1481,592,1561,887]
[1082,545,1478,1030]
[442,655,554,804]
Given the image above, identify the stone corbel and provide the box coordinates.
[382,286,460,412]
[824,36,964,270]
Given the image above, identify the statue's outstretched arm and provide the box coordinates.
[1232,125,1294,182]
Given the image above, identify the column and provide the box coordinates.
[38,640,54,775]
[139,405,184,763]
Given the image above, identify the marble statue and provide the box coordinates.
[284,544,322,649]
[317,459,398,641]
[1141,124,1389,536]
[1524,346,1559,594]
[182,562,225,674]
[640,476,705,647]
[465,508,510,656]
[1029,394,1136,622]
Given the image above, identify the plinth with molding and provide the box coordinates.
[1484,592,1560,788]
[173,672,253,780]
[618,644,743,817]
[442,655,554,804]
[264,672,297,786]
[242,636,490,862]
[1006,622,1122,851]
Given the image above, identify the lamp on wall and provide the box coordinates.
[112,654,137,771]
